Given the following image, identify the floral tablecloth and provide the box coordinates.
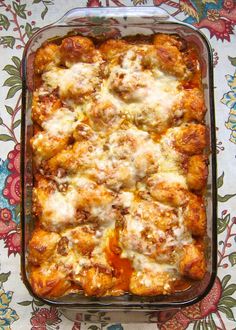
[0,0,236,329]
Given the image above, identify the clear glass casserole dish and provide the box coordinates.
[21,6,217,317]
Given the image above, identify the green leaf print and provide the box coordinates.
[217,172,224,188]
[12,2,27,19]
[217,214,230,234]
[228,56,236,67]
[3,56,22,99]
[0,36,15,49]
[0,14,10,30]
[0,272,11,283]
[229,252,236,266]
[0,134,15,142]
[218,305,235,321]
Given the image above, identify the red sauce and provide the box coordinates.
[182,71,201,90]
[34,74,43,90]
[106,230,133,291]
[151,128,169,143]
[182,47,202,90]
[173,278,192,292]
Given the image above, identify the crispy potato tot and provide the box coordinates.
[130,271,173,295]
[31,132,69,163]
[99,39,129,62]
[78,267,114,296]
[180,88,206,123]
[174,124,208,155]
[60,36,99,65]
[184,194,206,236]
[187,155,208,191]
[147,173,189,207]
[179,243,206,280]
[32,92,62,126]
[34,43,60,74]
[154,34,187,77]
[28,228,60,265]
[64,226,96,255]
[30,265,71,297]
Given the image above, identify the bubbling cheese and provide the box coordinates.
[30,35,207,298]
[42,108,76,136]
[42,189,79,231]
[103,48,183,131]
[42,62,101,104]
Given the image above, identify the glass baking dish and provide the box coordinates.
[21,6,217,317]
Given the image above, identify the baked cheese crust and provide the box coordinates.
[29,34,208,298]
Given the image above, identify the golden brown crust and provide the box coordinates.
[28,228,60,265]
[153,34,187,77]
[30,266,72,298]
[179,243,206,280]
[34,43,60,74]
[60,36,98,65]
[174,124,209,155]
[99,39,129,61]
[187,155,208,191]
[130,271,174,296]
[77,267,115,297]
[184,194,207,237]
[32,92,62,126]
[181,88,206,123]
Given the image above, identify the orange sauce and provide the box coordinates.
[182,71,201,90]
[173,278,192,292]
[106,229,133,291]
[151,128,169,143]
[182,47,202,90]
[34,74,43,90]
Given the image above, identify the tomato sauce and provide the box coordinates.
[106,230,133,291]
[182,47,202,90]
[173,278,192,292]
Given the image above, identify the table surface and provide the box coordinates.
[0,0,236,329]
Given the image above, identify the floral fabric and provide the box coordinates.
[0,0,236,329]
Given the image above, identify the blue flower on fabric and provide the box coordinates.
[107,324,124,330]
[221,71,236,143]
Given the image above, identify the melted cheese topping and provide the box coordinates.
[96,49,183,132]
[41,189,80,231]
[42,108,76,135]
[30,34,207,298]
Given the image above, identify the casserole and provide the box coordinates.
[21,7,217,313]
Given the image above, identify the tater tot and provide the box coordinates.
[99,39,129,61]
[147,173,189,207]
[60,36,99,65]
[78,267,114,296]
[179,243,206,280]
[32,92,62,126]
[130,271,173,296]
[173,124,208,155]
[187,155,208,191]
[34,43,60,74]
[28,228,60,265]
[31,132,69,163]
[184,194,206,236]
[153,34,187,77]
[30,265,71,297]
[181,88,206,122]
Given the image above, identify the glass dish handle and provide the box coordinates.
[55,7,172,26]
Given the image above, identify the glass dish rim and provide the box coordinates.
[20,8,217,309]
